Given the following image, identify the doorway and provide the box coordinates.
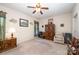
[34,21,39,37]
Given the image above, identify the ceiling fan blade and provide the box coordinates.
[40,11,43,15]
[41,7,49,10]
[27,6,35,8]
[33,10,36,14]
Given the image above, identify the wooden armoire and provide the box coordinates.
[43,22,55,41]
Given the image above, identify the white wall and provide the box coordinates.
[72,4,79,38]
[39,13,72,34]
[0,5,38,44]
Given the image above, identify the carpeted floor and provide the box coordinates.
[0,38,67,55]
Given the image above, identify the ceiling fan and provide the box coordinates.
[27,3,49,15]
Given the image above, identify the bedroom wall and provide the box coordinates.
[72,4,79,38]
[39,13,72,34]
[0,5,38,44]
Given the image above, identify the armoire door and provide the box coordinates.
[0,17,5,40]
[0,11,6,41]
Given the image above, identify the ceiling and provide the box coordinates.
[0,3,75,19]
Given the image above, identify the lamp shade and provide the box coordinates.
[8,28,15,33]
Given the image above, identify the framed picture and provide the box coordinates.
[19,18,29,27]
[60,24,64,27]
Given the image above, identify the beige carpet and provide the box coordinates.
[0,38,67,55]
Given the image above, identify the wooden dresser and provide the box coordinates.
[0,37,17,53]
[43,22,55,41]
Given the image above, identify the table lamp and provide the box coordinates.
[9,28,15,38]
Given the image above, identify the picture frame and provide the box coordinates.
[19,18,29,27]
[60,24,64,27]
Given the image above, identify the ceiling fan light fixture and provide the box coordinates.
[36,8,41,12]
[27,2,49,15]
